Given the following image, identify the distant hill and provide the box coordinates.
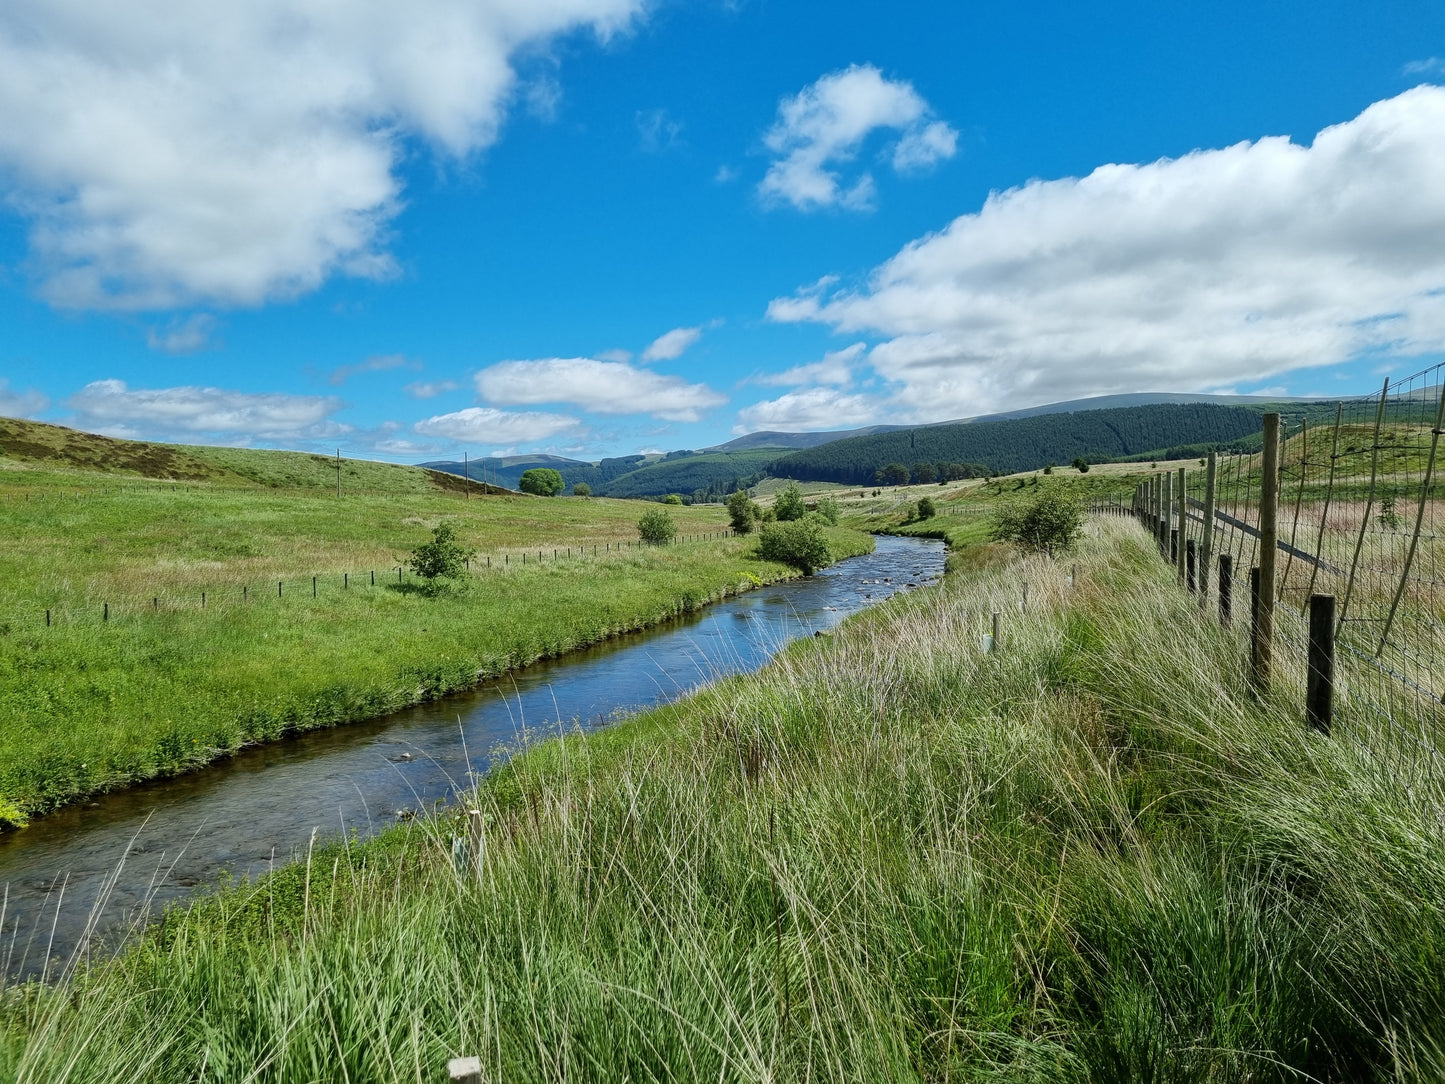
[1,416,472,494]
[704,424,907,452]
[770,402,1271,484]
[966,391,1316,424]
[595,449,776,500]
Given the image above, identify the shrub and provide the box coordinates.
[408,522,475,590]
[916,497,936,519]
[571,482,591,497]
[989,490,1084,556]
[663,493,684,506]
[637,507,677,545]
[1071,457,1090,473]
[1043,463,1053,475]
[813,496,840,525]
[756,517,831,574]
[773,482,806,521]
[519,468,564,496]
[726,489,758,535]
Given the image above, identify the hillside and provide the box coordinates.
[771,402,1269,483]
[1,416,472,494]
[594,449,776,499]
[703,424,907,452]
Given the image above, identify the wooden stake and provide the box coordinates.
[1176,467,1187,584]
[1219,553,1233,626]
[1307,594,1335,734]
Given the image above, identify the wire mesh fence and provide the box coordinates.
[1129,361,1445,743]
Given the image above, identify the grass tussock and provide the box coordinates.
[2,518,1444,1081]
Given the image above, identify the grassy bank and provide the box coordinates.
[5,515,1443,1080]
[0,455,871,819]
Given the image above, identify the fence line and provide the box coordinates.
[9,530,736,630]
[1120,362,1445,739]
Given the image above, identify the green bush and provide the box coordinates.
[756,517,831,574]
[1071,457,1090,473]
[989,490,1083,556]
[726,490,758,535]
[519,468,565,496]
[408,522,476,591]
[571,482,591,497]
[637,507,677,545]
[813,496,840,525]
[773,482,806,521]
[663,493,684,506]
[916,497,936,519]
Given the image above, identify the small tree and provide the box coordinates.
[408,522,475,591]
[663,493,684,506]
[773,482,806,521]
[989,491,1083,557]
[916,497,936,519]
[757,518,831,574]
[813,496,840,525]
[882,463,910,486]
[1071,457,1090,473]
[638,507,677,545]
[572,482,591,497]
[519,468,564,496]
[727,489,758,534]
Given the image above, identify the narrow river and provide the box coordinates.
[0,536,944,978]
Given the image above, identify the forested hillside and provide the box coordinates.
[597,449,775,500]
[771,402,1266,483]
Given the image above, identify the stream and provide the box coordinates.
[0,536,944,978]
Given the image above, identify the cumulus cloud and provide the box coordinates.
[146,313,218,354]
[759,64,957,211]
[735,387,882,434]
[328,353,421,385]
[0,0,643,310]
[404,379,461,399]
[476,357,726,421]
[66,379,346,440]
[768,86,1445,418]
[641,325,703,361]
[756,342,866,386]
[414,405,580,444]
[0,379,49,419]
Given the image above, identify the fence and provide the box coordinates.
[14,530,736,631]
[1121,361,1445,736]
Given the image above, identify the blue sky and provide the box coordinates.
[3,0,1445,462]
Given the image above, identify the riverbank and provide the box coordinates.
[8,514,1442,1079]
[0,465,872,821]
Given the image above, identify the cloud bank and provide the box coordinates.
[66,379,345,440]
[414,405,580,444]
[768,86,1445,419]
[0,0,643,310]
[476,357,726,422]
[759,64,957,211]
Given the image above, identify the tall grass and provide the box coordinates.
[3,516,1442,1080]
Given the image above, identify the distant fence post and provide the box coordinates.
[1253,412,1281,690]
[1307,594,1336,734]
[1175,467,1187,585]
[1219,553,1233,626]
[1200,450,1217,608]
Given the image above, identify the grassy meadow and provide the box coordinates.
[0,439,871,821]
[5,514,1444,1080]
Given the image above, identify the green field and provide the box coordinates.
[0,424,872,821]
[7,513,1444,1080]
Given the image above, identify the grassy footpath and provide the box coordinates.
[0,455,871,820]
[5,515,1442,1080]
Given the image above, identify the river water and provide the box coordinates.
[0,536,943,977]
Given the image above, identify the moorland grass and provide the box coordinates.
[5,515,1444,1081]
[0,462,870,818]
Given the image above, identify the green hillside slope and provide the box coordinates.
[597,449,775,499]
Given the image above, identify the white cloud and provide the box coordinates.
[329,353,421,385]
[66,379,346,440]
[404,379,461,399]
[0,379,49,418]
[636,107,684,153]
[757,342,866,386]
[759,64,958,212]
[476,357,726,421]
[146,313,218,354]
[641,325,703,361]
[1404,58,1445,76]
[735,387,882,434]
[768,86,1445,418]
[595,348,633,363]
[414,405,580,444]
[0,0,643,311]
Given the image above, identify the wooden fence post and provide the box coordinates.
[1254,412,1281,690]
[1162,471,1173,559]
[1307,594,1336,734]
[1219,553,1233,626]
[1176,467,1187,584]
[1186,539,1197,593]
[1250,566,1262,680]
[1200,451,1216,608]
